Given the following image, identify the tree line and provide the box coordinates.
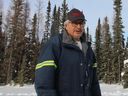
[0,0,128,87]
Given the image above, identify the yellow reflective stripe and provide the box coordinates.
[93,63,97,67]
[36,60,57,70]
[36,63,57,70]
[36,60,54,67]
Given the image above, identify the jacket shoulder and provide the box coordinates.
[49,34,62,45]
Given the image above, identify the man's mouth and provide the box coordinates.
[76,30,81,33]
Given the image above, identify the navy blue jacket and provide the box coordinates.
[35,32,101,96]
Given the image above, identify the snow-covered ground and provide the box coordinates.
[0,83,128,96]
[100,83,128,96]
[0,85,36,96]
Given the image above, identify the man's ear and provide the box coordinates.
[64,24,68,30]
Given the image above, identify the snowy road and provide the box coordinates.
[0,83,128,96]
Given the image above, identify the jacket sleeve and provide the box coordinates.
[90,49,102,96]
[35,38,58,96]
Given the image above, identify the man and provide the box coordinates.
[35,8,101,96]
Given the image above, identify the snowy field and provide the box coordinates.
[0,83,128,96]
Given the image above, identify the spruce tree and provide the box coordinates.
[86,27,89,42]
[112,0,124,83]
[85,27,92,43]
[126,37,128,48]
[125,38,128,60]
[42,0,51,44]
[121,38,128,88]
[51,5,58,37]
[95,18,104,80]
[24,14,40,84]
[101,17,113,83]
[0,11,2,33]
[30,14,39,84]
[50,6,61,37]
[60,0,68,32]
[56,7,61,32]
[0,11,6,84]
[122,59,128,88]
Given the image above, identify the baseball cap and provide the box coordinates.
[67,8,86,22]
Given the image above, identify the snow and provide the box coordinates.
[0,85,36,96]
[24,34,29,38]
[0,83,128,96]
[124,59,128,65]
[124,59,128,68]
[121,72,125,77]
[101,83,128,96]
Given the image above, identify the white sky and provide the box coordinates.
[2,0,128,41]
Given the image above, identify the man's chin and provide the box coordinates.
[73,35,81,40]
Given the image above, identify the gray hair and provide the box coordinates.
[64,20,70,28]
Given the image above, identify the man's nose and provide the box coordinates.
[76,24,81,28]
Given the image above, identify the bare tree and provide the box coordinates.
[5,0,26,84]
[18,0,30,86]
[35,0,45,41]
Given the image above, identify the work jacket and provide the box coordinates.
[35,31,101,96]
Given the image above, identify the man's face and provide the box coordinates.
[65,20,85,40]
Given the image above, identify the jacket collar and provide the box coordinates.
[62,30,88,55]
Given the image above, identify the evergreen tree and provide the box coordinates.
[0,8,2,62]
[121,38,128,88]
[86,27,92,43]
[25,14,40,84]
[0,10,6,84]
[42,0,51,44]
[50,5,61,37]
[122,59,128,88]
[86,27,89,42]
[29,14,38,84]
[112,0,124,83]
[50,5,58,37]
[121,34,128,89]
[101,17,113,83]
[56,7,61,32]
[123,37,128,64]
[95,18,104,80]
[126,37,128,48]
[60,0,68,32]
[0,10,2,33]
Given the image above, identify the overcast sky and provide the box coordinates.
[3,0,128,41]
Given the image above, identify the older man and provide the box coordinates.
[35,8,101,96]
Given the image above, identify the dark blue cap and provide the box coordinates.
[67,8,86,22]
